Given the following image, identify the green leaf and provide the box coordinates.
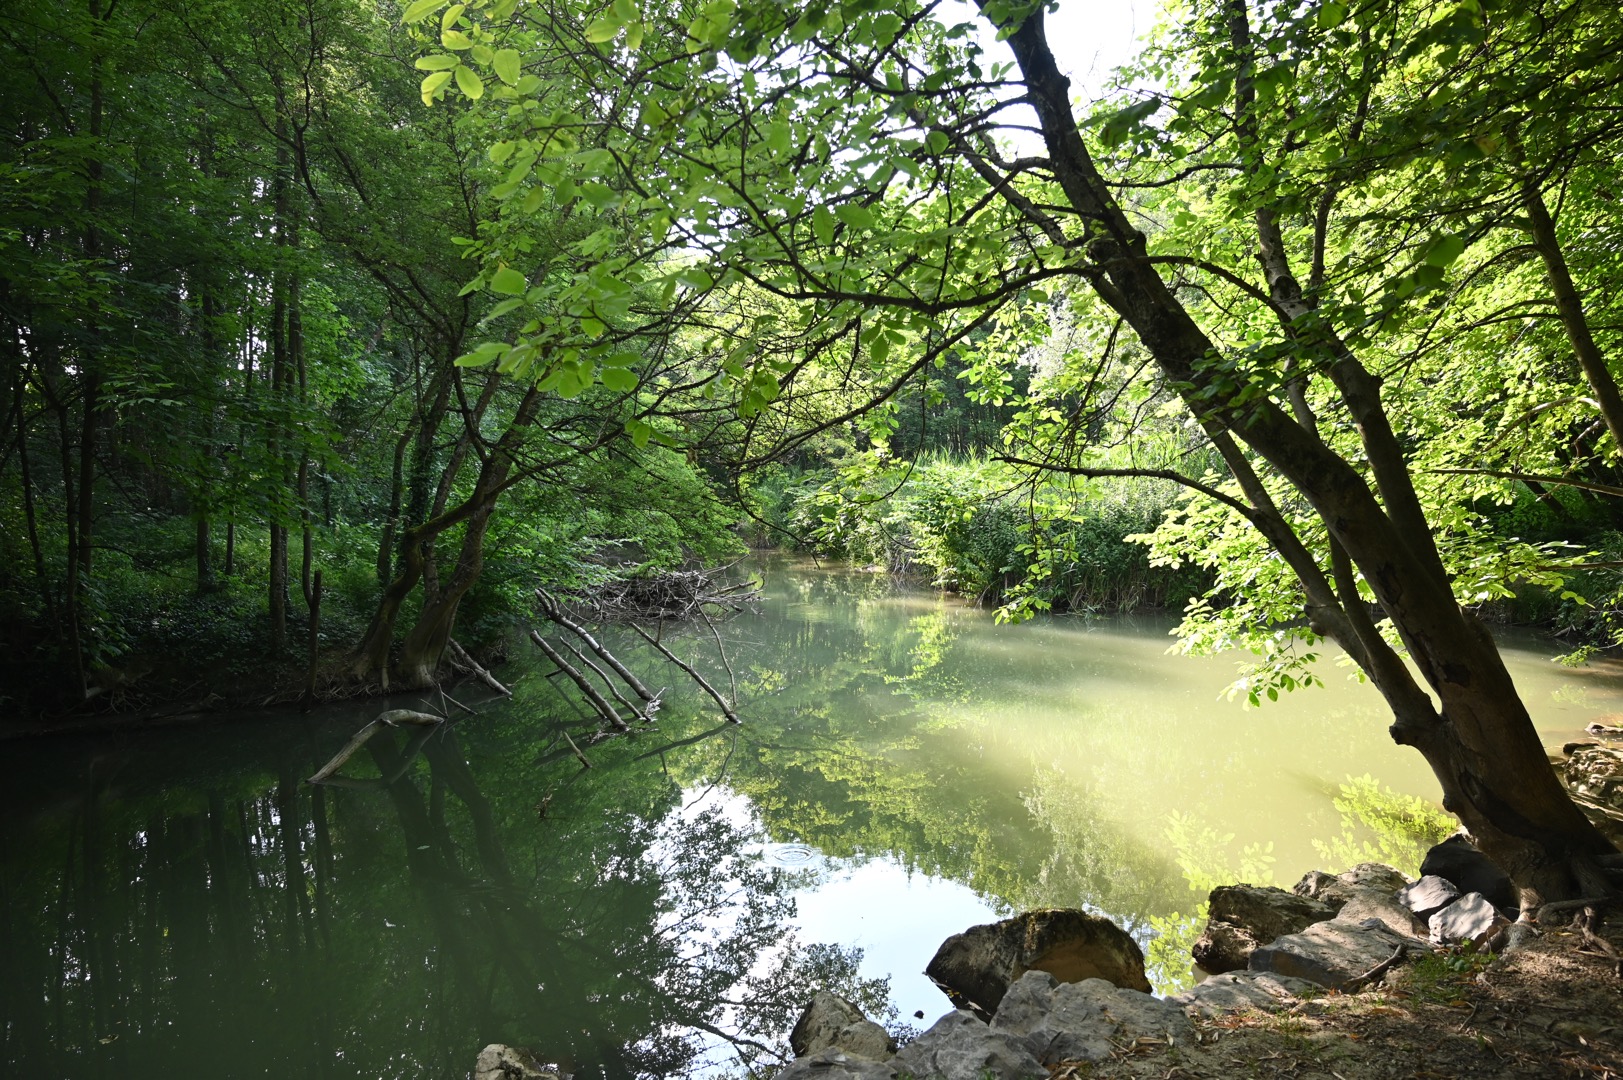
[834,203,874,229]
[414,54,460,70]
[493,48,521,86]
[1099,98,1161,148]
[420,70,453,103]
[626,418,652,448]
[402,0,441,24]
[626,20,644,50]
[584,14,622,43]
[1319,1,1349,28]
[813,205,836,246]
[454,64,484,99]
[455,341,508,367]
[490,267,527,294]
[601,367,638,391]
[442,29,474,49]
[1424,235,1466,268]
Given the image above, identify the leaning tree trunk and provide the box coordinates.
[1000,4,1620,908]
[351,386,541,688]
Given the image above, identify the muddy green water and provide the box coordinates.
[4,555,1621,1079]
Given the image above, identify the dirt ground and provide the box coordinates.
[1062,917,1623,1079]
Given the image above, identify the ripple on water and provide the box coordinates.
[761,842,820,867]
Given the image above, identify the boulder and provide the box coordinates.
[925,909,1150,1018]
[1398,875,1461,921]
[1420,835,1517,913]
[1192,885,1337,973]
[772,1047,900,1080]
[891,1010,1047,1080]
[1332,885,1426,936]
[473,1045,566,1080]
[789,991,895,1060]
[1248,919,1429,991]
[1292,863,1411,910]
[991,971,1195,1065]
[1170,970,1323,1018]
[1429,892,1513,949]
[1191,920,1261,975]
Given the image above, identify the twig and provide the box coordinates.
[432,685,477,717]
[1574,906,1623,978]
[559,725,592,769]
[629,622,740,723]
[1344,944,1406,991]
[699,605,738,707]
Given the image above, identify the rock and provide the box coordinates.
[1170,970,1323,1018]
[1292,863,1411,910]
[1192,885,1337,974]
[1291,870,1345,907]
[474,1045,566,1080]
[1191,920,1262,975]
[1567,744,1623,803]
[1429,892,1513,949]
[1398,875,1461,921]
[790,991,896,1060]
[1586,722,1623,738]
[891,1010,1046,1080]
[772,1047,900,1080]
[991,971,1195,1065]
[925,909,1150,1018]
[1249,919,1428,991]
[1420,835,1518,912]
[1333,885,1426,936]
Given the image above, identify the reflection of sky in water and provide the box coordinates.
[682,786,1000,1026]
[789,858,1001,1023]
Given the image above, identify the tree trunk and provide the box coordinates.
[1000,5,1619,907]
[353,386,542,688]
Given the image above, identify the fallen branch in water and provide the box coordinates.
[537,589,656,702]
[307,709,444,785]
[530,630,629,730]
[446,639,511,697]
[569,564,762,622]
[630,623,739,723]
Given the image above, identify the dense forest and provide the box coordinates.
[5,0,1623,906]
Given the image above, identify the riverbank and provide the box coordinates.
[1034,922,1623,1080]
[768,857,1623,1080]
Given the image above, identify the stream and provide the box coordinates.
[4,554,1622,1079]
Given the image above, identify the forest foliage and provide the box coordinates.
[6,0,1623,740]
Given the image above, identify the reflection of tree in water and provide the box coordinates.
[666,590,1188,932]
[0,719,885,1079]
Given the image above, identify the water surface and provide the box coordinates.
[4,556,1620,1078]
